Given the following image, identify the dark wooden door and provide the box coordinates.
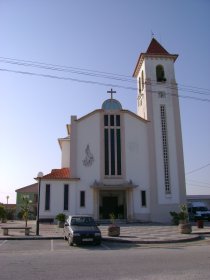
[102,197,118,219]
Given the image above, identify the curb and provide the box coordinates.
[0,236,63,241]
[0,234,202,244]
[102,234,202,244]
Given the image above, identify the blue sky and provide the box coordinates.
[0,0,210,204]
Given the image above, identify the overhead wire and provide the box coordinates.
[1,56,210,94]
[0,56,134,83]
[0,68,137,91]
[0,56,210,103]
[186,163,210,175]
[1,67,210,103]
[186,179,210,189]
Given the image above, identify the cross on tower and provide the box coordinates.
[107,88,116,100]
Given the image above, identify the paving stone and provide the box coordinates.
[0,220,210,243]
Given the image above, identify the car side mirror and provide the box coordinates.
[64,222,69,227]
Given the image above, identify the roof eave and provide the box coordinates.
[34,177,80,181]
[133,53,178,78]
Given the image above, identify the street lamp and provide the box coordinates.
[36,171,43,236]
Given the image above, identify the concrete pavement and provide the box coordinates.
[1,220,210,243]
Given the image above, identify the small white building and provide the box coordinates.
[37,38,186,223]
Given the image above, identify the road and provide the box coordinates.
[0,238,210,280]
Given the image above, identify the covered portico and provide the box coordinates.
[90,180,137,221]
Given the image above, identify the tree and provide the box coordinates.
[20,196,32,227]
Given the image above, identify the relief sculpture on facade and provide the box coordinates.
[83,144,94,167]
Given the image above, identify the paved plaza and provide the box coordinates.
[1,220,210,243]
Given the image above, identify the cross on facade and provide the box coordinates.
[107,88,116,100]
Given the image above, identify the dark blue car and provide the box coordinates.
[64,215,101,246]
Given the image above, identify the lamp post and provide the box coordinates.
[36,171,43,236]
[6,195,9,204]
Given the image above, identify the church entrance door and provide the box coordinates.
[99,190,126,220]
[102,197,118,219]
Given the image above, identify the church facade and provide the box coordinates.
[37,38,186,223]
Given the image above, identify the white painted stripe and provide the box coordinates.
[50,239,54,251]
[0,240,7,247]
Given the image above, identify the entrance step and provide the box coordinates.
[98,219,127,225]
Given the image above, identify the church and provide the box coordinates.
[37,38,186,223]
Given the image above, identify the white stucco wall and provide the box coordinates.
[75,112,101,215]
[39,180,77,218]
[137,60,147,119]
[146,57,180,205]
[60,138,70,168]
[152,91,180,205]
[124,113,150,215]
[145,57,176,82]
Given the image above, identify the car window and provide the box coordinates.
[70,217,95,226]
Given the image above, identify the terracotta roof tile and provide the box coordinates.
[133,38,178,77]
[146,38,169,55]
[16,183,38,193]
[42,168,71,179]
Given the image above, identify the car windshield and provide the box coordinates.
[198,207,208,211]
[71,217,95,226]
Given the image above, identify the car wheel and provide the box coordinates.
[68,236,73,246]
[95,241,101,246]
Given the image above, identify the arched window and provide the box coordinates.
[141,71,144,90]
[156,65,166,82]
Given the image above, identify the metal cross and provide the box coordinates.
[107,88,116,100]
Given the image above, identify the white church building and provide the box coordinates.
[37,38,186,223]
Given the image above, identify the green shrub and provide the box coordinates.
[170,204,189,225]
[55,213,66,222]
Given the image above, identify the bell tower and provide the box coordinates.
[133,38,186,221]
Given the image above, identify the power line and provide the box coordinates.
[187,179,210,186]
[0,56,134,83]
[146,89,210,103]
[1,67,210,103]
[186,180,210,189]
[186,183,210,189]
[186,163,210,175]
[0,68,136,91]
[1,56,210,96]
[146,80,210,96]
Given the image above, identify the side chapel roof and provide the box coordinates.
[41,168,71,180]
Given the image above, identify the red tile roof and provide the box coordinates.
[42,168,71,180]
[133,38,178,77]
[16,183,38,193]
[146,38,169,55]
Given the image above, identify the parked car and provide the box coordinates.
[188,202,210,221]
[63,215,101,246]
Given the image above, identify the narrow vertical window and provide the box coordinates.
[45,184,50,210]
[141,191,146,207]
[110,115,114,126]
[104,128,109,175]
[141,71,144,90]
[160,105,170,194]
[104,115,108,126]
[138,77,141,93]
[80,191,85,207]
[64,184,69,211]
[110,128,115,175]
[116,115,120,126]
[117,129,121,175]
[104,114,122,176]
